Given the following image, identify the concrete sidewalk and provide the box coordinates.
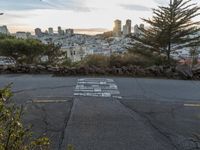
[61,97,175,150]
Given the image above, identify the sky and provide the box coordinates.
[0,0,200,35]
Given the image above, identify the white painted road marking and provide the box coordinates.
[74,78,121,98]
[28,99,69,103]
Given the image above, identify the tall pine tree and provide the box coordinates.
[130,0,200,64]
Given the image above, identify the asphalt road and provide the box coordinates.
[0,74,200,150]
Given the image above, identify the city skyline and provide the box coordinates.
[0,0,200,35]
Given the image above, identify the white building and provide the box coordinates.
[0,25,9,35]
[48,27,54,35]
[123,19,131,36]
[65,29,74,36]
[61,44,85,62]
[16,32,31,39]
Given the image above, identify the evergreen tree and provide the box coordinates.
[130,0,200,64]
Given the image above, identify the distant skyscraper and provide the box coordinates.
[113,19,122,37]
[123,19,132,36]
[48,27,54,35]
[134,24,139,35]
[140,24,144,29]
[58,26,64,35]
[133,24,145,36]
[126,19,131,34]
[35,28,42,37]
[65,29,74,36]
[123,25,128,36]
[0,25,9,35]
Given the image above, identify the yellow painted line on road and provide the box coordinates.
[31,99,68,103]
[184,103,200,107]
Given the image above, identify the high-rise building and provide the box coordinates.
[140,24,144,29]
[48,27,54,35]
[133,24,145,36]
[35,28,42,37]
[0,25,9,35]
[123,19,132,36]
[123,25,128,36]
[134,24,139,35]
[113,19,122,37]
[65,29,74,36]
[58,26,64,35]
[126,19,131,34]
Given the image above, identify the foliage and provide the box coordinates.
[82,54,110,68]
[60,57,72,67]
[0,85,50,150]
[67,144,75,150]
[110,53,155,67]
[0,34,15,40]
[0,37,46,64]
[189,46,199,67]
[130,0,200,64]
[0,35,65,65]
[78,53,161,68]
[43,43,66,66]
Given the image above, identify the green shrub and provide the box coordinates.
[83,54,109,68]
[79,53,161,68]
[0,84,50,150]
[110,53,156,67]
[67,144,75,150]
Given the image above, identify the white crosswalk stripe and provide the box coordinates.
[74,78,121,98]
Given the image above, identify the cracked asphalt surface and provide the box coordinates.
[0,75,200,150]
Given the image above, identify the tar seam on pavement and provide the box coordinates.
[74,78,122,99]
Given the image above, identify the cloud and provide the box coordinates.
[0,0,91,12]
[120,4,150,11]
[153,0,167,5]
[74,28,108,35]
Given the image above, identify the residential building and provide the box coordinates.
[65,29,74,36]
[16,32,31,39]
[0,25,9,35]
[35,28,42,37]
[61,45,85,62]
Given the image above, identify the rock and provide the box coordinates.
[146,65,164,76]
[16,64,29,73]
[92,67,106,75]
[0,65,8,71]
[67,67,77,75]
[136,67,146,76]
[122,66,129,74]
[77,66,89,75]
[115,68,123,75]
[88,67,96,74]
[47,66,59,72]
[192,64,200,74]
[37,65,46,71]
[29,65,37,73]
[176,65,193,79]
